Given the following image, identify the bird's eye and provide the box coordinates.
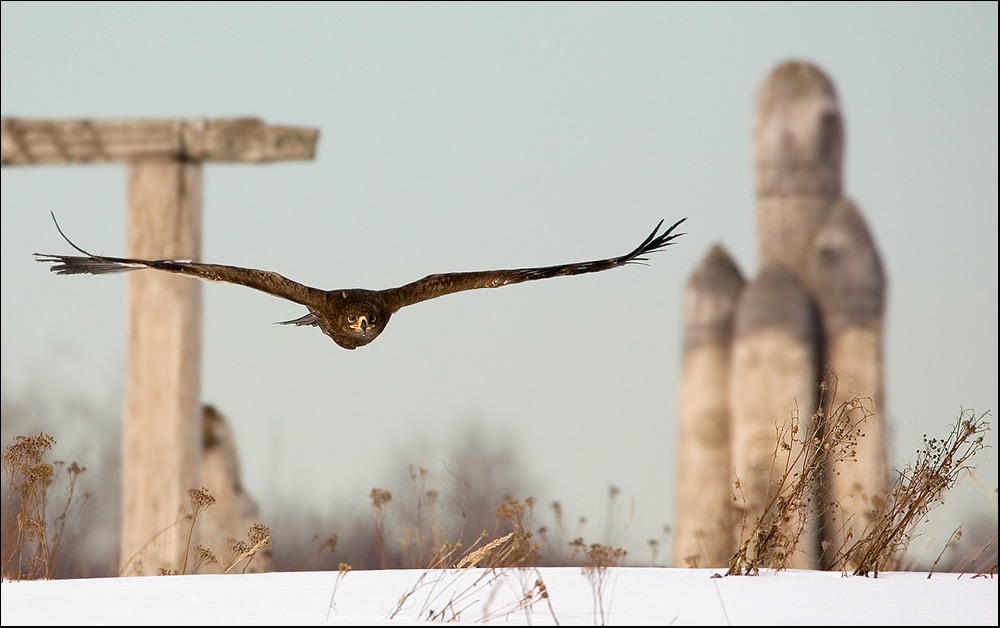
[347,314,357,323]
[369,314,377,323]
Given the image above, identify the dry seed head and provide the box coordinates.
[584,543,627,568]
[229,539,251,555]
[3,433,56,469]
[536,579,549,599]
[369,487,392,508]
[248,523,271,548]
[17,514,44,541]
[188,487,216,510]
[320,535,338,553]
[495,498,526,522]
[195,544,219,564]
[454,531,515,568]
[28,462,54,486]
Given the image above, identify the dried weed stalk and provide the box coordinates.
[837,409,991,577]
[575,539,627,625]
[370,487,393,569]
[388,497,557,623]
[119,485,271,577]
[1,433,87,580]
[727,393,871,575]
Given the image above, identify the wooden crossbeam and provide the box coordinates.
[1,117,318,165]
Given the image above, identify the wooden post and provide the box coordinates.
[729,264,818,570]
[1,117,318,574]
[754,60,843,280]
[121,158,204,574]
[674,244,745,568]
[806,197,888,569]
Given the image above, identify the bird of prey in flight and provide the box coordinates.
[35,215,686,350]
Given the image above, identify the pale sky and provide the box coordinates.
[1,2,997,563]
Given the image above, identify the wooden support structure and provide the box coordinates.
[1,117,319,165]
[1,117,318,574]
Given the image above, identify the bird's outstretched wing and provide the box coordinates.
[34,213,325,312]
[382,217,686,312]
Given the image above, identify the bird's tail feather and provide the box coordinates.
[275,312,318,327]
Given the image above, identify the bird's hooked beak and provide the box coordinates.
[350,316,370,334]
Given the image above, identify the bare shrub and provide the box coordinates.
[1,432,91,580]
[1,386,119,578]
[727,391,870,575]
[837,409,991,576]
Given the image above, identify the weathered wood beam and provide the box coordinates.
[1,117,319,165]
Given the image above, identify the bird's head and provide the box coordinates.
[321,290,392,350]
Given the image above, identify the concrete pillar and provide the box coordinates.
[198,404,269,574]
[755,60,844,280]
[806,197,888,568]
[730,264,819,570]
[675,244,745,567]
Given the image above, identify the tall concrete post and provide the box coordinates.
[754,60,844,279]
[675,244,745,567]
[807,197,888,568]
[199,404,269,573]
[729,264,819,570]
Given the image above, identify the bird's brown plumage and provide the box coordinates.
[35,215,686,350]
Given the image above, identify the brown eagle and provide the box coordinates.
[35,215,686,350]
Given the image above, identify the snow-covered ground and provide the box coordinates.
[2,566,996,626]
